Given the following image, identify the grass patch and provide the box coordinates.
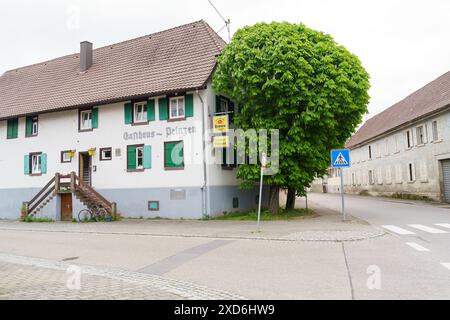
[213,208,315,221]
[359,190,371,196]
[22,216,54,223]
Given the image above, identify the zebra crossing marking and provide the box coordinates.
[382,225,415,235]
[408,224,448,234]
[405,242,430,252]
[435,223,450,230]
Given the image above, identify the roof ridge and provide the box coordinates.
[3,20,206,75]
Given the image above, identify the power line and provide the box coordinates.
[207,0,231,43]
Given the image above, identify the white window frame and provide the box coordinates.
[61,151,71,163]
[133,102,147,123]
[80,110,92,130]
[408,163,416,182]
[31,153,42,174]
[136,146,144,169]
[406,130,412,149]
[100,148,112,161]
[368,170,375,185]
[416,126,425,145]
[169,96,185,119]
[31,116,38,136]
[432,120,439,142]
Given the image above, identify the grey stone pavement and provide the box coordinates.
[0,252,244,300]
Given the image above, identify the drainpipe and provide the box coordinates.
[196,89,209,219]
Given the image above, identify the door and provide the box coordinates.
[442,160,450,202]
[79,152,92,186]
[60,194,73,221]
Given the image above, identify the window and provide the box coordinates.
[233,197,239,209]
[408,163,416,182]
[80,110,92,130]
[148,201,159,211]
[416,126,425,145]
[368,146,372,160]
[351,173,356,186]
[432,120,439,141]
[26,116,38,137]
[31,153,42,175]
[386,166,392,184]
[6,118,18,139]
[394,135,400,153]
[164,141,184,169]
[395,164,402,183]
[384,139,389,156]
[127,145,151,171]
[133,102,147,123]
[61,151,72,163]
[100,148,112,161]
[368,170,375,185]
[406,130,412,148]
[169,97,185,119]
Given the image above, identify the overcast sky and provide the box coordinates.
[1,0,449,119]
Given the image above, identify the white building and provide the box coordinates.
[0,21,266,221]
[341,71,450,201]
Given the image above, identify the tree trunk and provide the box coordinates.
[285,188,296,210]
[268,185,280,214]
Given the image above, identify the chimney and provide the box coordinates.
[80,41,93,72]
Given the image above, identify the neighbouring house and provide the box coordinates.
[323,71,450,201]
[0,20,266,220]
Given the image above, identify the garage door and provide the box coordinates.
[442,160,450,202]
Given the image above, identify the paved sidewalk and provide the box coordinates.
[0,253,244,300]
[0,202,384,242]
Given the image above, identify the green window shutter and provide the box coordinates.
[215,95,221,113]
[124,102,133,124]
[147,100,155,121]
[143,145,152,169]
[127,146,137,170]
[7,118,18,139]
[92,108,98,129]
[158,98,168,120]
[165,142,184,168]
[25,117,33,136]
[24,155,30,175]
[41,153,47,174]
[185,94,194,117]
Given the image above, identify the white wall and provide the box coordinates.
[0,88,231,190]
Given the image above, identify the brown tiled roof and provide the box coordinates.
[346,71,450,148]
[0,20,226,120]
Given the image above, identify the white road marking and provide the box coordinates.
[382,225,415,235]
[435,223,450,230]
[408,224,448,234]
[441,263,450,270]
[405,242,430,252]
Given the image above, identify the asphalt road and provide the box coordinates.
[0,194,449,299]
[307,192,450,279]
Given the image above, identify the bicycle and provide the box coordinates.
[78,206,109,222]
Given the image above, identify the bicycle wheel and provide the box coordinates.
[96,208,108,222]
[78,209,92,222]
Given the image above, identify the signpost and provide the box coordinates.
[330,149,350,221]
[257,152,267,231]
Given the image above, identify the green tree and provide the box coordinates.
[213,22,370,213]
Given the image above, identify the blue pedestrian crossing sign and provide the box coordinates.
[331,149,350,168]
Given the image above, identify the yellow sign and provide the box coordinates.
[213,135,229,148]
[213,115,229,133]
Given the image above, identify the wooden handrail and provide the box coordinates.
[28,187,54,213]
[28,176,55,206]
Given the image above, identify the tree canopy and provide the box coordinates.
[212,22,370,212]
